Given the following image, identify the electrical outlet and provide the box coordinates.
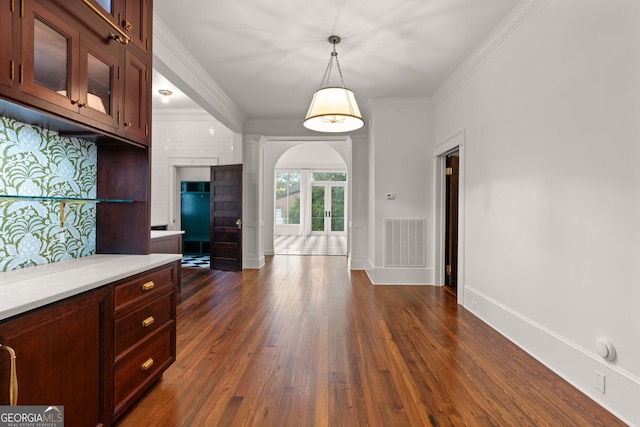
[594,370,606,394]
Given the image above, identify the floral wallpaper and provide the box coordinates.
[0,116,97,271]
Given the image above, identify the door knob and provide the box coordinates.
[236,219,243,229]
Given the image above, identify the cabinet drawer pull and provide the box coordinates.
[142,281,155,291]
[0,344,18,406]
[141,358,154,371]
[142,316,155,328]
[124,122,132,127]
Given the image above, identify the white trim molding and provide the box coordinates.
[433,130,466,305]
[153,14,246,132]
[433,0,552,103]
[365,267,434,285]
[466,286,638,427]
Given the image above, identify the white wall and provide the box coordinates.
[151,109,240,227]
[433,1,640,424]
[366,98,434,284]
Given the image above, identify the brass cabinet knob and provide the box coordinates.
[142,281,155,291]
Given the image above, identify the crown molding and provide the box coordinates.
[433,0,552,103]
[153,14,246,131]
[153,108,214,120]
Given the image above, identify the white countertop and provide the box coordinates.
[0,254,182,321]
[150,230,185,239]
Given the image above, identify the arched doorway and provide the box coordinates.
[273,143,348,256]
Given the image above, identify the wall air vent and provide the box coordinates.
[384,218,426,267]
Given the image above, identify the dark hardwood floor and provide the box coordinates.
[116,256,624,426]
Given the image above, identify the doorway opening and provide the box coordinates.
[444,151,459,294]
[274,170,347,255]
[433,130,465,305]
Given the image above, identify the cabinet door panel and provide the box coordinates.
[122,50,148,145]
[20,2,80,113]
[122,0,149,52]
[0,288,107,427]
[0,0,15,90]
[79,35,121,130]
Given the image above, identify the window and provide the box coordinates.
[275,172,301,225]
[311,172,347,182]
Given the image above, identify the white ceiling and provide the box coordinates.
[152,0,520,123]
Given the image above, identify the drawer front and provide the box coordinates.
[114,266,174,311]
[113,329,173,411]
[114,293,173,358]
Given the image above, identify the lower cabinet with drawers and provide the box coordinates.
[110,264,178,421]
[0,258,181,427]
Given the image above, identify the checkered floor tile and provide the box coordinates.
[274,235,347,256]
[181,255,210,268]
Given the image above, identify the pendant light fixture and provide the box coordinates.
[303,36,364,133]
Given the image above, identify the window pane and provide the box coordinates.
[311,186,325,232]
[275,173,301,225]
[312,172,346,182]
[331,186,344,232]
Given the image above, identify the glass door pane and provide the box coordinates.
[311,185,325,232]
[87,53,110,114]
[330,185,345,232]
[34,18,68,94]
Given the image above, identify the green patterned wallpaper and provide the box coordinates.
[0,116,97,271]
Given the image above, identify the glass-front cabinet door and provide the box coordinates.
[79,37,120,130]
[21,2,80,113]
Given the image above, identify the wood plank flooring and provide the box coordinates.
[115,256,624,426]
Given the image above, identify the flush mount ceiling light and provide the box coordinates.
[303,36,364,133]
[158,89,173,104]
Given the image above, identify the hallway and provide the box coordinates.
[115,256,622,426]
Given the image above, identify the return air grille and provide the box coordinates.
[384,218,426,267]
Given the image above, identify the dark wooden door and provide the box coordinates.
[210,164,243,271]
[444,154,459,292]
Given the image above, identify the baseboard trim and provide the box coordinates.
[465,286,638,426]
[347,255,367,270]
[365,267,434,285]
[243,255,265,269]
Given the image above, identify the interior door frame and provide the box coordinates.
[433,130,466,306]
[309,181,347,236]
[167,157,219,231]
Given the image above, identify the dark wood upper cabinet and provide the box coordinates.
[122,0,150,53]
[0,0,16,91]
[79,35,121,130]
[0,0,151,146]
[20,2,82,114]
[122,50,149,145]
[0,0,153,256]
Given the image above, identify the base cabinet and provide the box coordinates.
[110,263,178,421]
[0,260,180,426]
[0,287,108,427]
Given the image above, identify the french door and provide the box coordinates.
[310,183,346,235]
